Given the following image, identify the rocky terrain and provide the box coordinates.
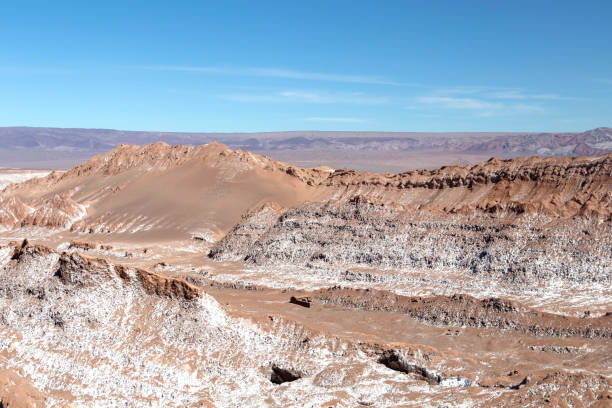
[0,142,610,407]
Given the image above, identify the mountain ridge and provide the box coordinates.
[1,126,610,171]
[1,142,610,238]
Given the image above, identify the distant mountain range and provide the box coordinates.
[1,126,610,171]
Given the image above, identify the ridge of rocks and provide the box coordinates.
[6,240,201,302]
[2,144,611,234]
[324,154,612,189]
[314,287,612,338]
[209,196,612,287]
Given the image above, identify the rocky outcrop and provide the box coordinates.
[0,196,32,230]
[20,193,87,229]
[208,201,286,261]
[52,248,202,301]
[0,241,200,304]
[289,296,312,308]
[321,154,612,219]
[210,197,611,286]
[207,153,612,294]
[270,365,302,384]
[325,154,612,190]
[314,287,612,338]
[136,268,202,300]
[68,240,101,250]
[376,349,444,385]
[2,145,611,237]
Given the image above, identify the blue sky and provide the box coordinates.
[1,0,610,132]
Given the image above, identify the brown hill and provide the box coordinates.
[0,142,333,240]
[1,143,611,241]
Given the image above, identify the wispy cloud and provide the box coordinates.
[431,86,487,96]
[223,90,388,105]
[431,86,568,100]
[417,96,502,110]
[411,83,573,118]
[415,95,545,117]
[146,65,404,85]
[305,117,366,123]
[594,78,612,85]
[488,89,565,100]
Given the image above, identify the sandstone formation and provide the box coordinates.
[0,142,610,407]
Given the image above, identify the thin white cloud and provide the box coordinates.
[489,89,564,100]
[432,86,487,95]
[417,96,502,110]
[415,95,546,117]
[595,78,612,85]
[431,86,569,100]
[223,90,388,105]
[305,117,366,123]
[280,91,336,103]
[146,65,404,85]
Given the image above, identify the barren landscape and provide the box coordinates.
[3,0,611,405]
[1,127,611,172]
[0,140,610,407]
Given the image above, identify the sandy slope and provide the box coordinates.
[1,142,332,242]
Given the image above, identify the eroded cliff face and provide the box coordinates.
[322,154,612,214]
[0,241,610,407]
[208,154,611,303]
[0,196,33,230]
[210,196,611,286]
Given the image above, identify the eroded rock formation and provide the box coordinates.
[0,143,610,407]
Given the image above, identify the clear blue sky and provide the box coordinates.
[1,0,610,132]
